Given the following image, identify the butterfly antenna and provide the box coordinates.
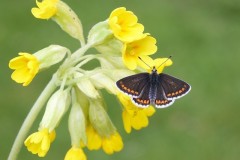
[138,57,152,69]
[156,56,172,70]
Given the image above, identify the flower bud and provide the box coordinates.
[68,102,87,146]
[98,56,125,69]
[87,20,113,46]
[34,45,69,70]
[89,99,116,137]
[40,89,71,131]
[95,38,123,55]
[90,71,117,95]
[75,73,100,99]
[107,69,135,82]
[74,87,89,117]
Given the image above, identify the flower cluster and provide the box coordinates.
[8,1,172,160]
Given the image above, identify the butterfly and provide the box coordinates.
[116,58,191,108]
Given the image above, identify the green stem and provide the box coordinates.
[59,43,92,72]
[8,75,58,160]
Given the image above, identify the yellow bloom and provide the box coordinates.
[85,125,123,154]
[64,147,87,160]
[24,128,56,157]
[109,7,145,42]
[102,132,123,154]
[32,0,59,19]
[85,125,102,150]
[9,52,40,86]
[122,36,157,70]
[138,56,173,73]
[118,93,155,133]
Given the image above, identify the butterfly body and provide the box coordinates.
[116,67,191,108]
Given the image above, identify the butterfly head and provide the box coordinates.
[151,66,158,74]
[138,56,172,74]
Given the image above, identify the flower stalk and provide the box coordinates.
[8,75,57,160]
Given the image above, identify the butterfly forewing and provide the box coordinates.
[159,73,191,100]
[116,73,149,97]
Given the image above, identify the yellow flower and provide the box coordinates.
[85,125,102,150]
[138,56,173,73]
[32,0,59,19]
[122,36,157,70]
[64,147,87,160]
[85,125,123,154]
[24,128,56,157]
[109,7,145,42]
[118,93,155,133]
[102,132,123,154]
[9,52,40,86]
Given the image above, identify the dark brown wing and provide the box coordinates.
[132,83,151,108]
[154,83,175,108]
[116,73,149,98]
[159,73,191,100]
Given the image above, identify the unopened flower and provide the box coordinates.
[117,93,155,133]
[64,147,87,160]
[9,53,39,86]
[88,21,113,46]
[40,89,71,131]
[138,56,173,73]
[109,7,145,42]
[75,72,100,99]
[88,99,116,137]
[68,90,87,146]
[122,36,157,70]
[90,70,117,95]
[32,0,59,19]
[24,128,56,157]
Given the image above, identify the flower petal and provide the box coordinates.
[9,53,39,86]
[109,7,145,43]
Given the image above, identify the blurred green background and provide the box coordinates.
[1,0,240,159]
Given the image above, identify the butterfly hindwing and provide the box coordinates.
[116,73,149,97]
[159,73,191,100]
[132,83,151,108]
[155,83,175,108]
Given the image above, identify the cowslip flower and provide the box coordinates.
[117,92,155,133]
[122,36,157,70]
[138,55,173,73]
[9,45,68,86]
[102,132,123,154]
[24,128,56,157]
[64,147,86,160]
[85,125,123,154]
[9,53,39,86]
[32,0,85,43]
[32,0,59,19]
[109,7,145,43]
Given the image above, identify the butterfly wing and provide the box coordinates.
[116,73,149,98]
[159,73,191,100]
[154,83,175,108]
[132,83,151,108]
